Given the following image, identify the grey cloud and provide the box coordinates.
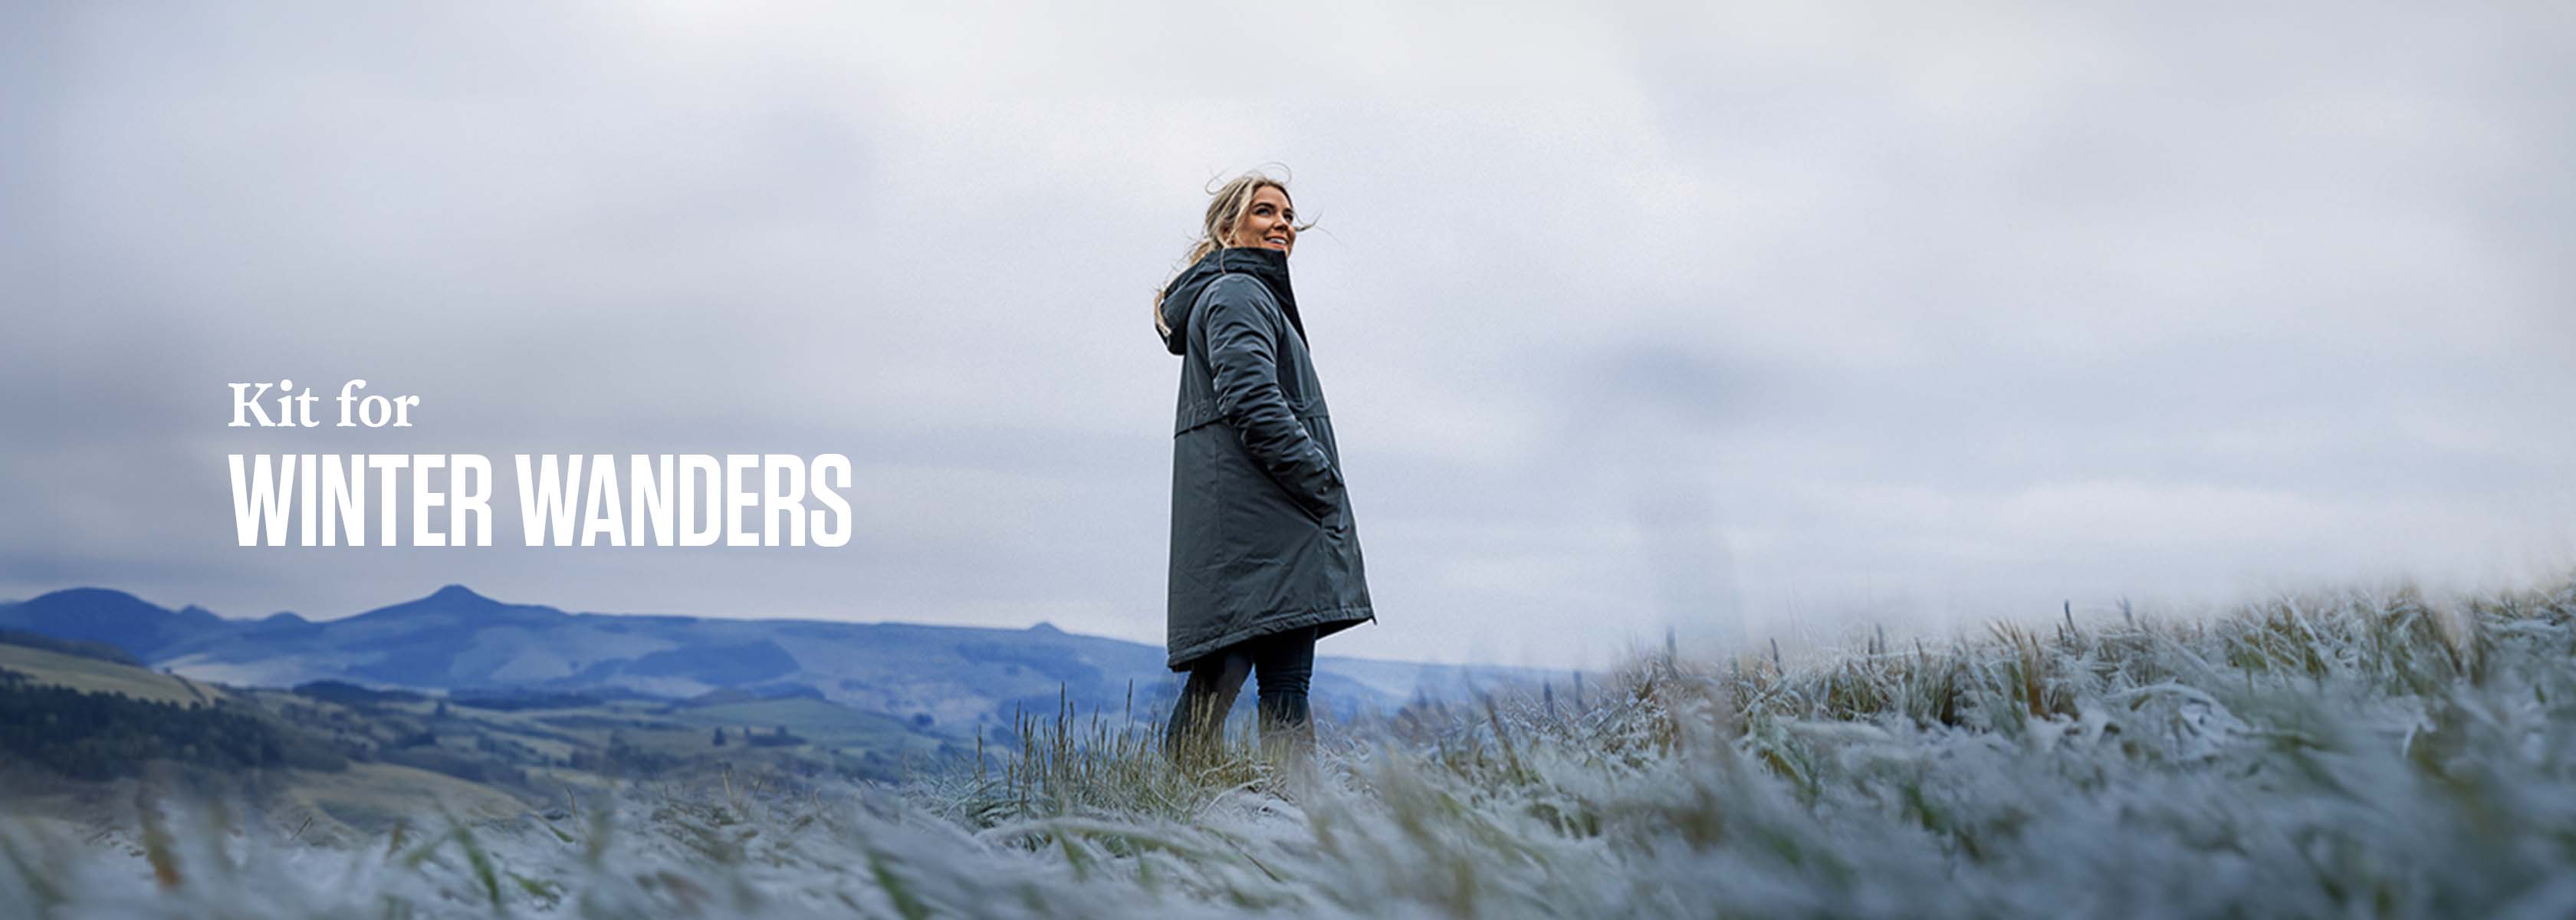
[5,2,2572,669]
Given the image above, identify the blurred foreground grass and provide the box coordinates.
[6,574,2576,918]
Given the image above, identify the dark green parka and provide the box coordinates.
[1157,247,1375,670]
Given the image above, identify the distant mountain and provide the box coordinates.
[0,586,1570,735]
[0,588,231,659]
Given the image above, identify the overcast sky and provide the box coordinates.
[5,2,2571,669]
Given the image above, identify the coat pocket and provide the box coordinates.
[1259,458,1336,525]
[1287,410,1345,528]
[1289,465,1345,531]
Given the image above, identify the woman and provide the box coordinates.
[1152,171,1375,758]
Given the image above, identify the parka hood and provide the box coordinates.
[1157,246,1305,356]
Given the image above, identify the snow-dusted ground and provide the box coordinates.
[7,576,2574,918]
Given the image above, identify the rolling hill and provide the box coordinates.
[1,586,1565,738]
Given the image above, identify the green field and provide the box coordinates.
[0,649,976,850]
[0,644,222,707]
[663,697,945,754]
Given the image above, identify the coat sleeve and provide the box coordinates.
[1200,278,1342,520]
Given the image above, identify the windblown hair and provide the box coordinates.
[1152,169,1315,339]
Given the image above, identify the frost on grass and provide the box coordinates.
[7,576,2576,918]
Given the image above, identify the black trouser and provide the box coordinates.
[1165,626,1318,754]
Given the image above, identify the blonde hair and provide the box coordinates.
[1152,169,1315,338]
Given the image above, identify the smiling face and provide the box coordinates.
[1225,184,1296,256]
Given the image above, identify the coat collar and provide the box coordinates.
[1158,246,1308,355]
[1215,247,1306,345]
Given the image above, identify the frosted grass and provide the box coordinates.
[6,575,2574,918]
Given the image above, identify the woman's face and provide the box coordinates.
[1226,186,1296,256]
